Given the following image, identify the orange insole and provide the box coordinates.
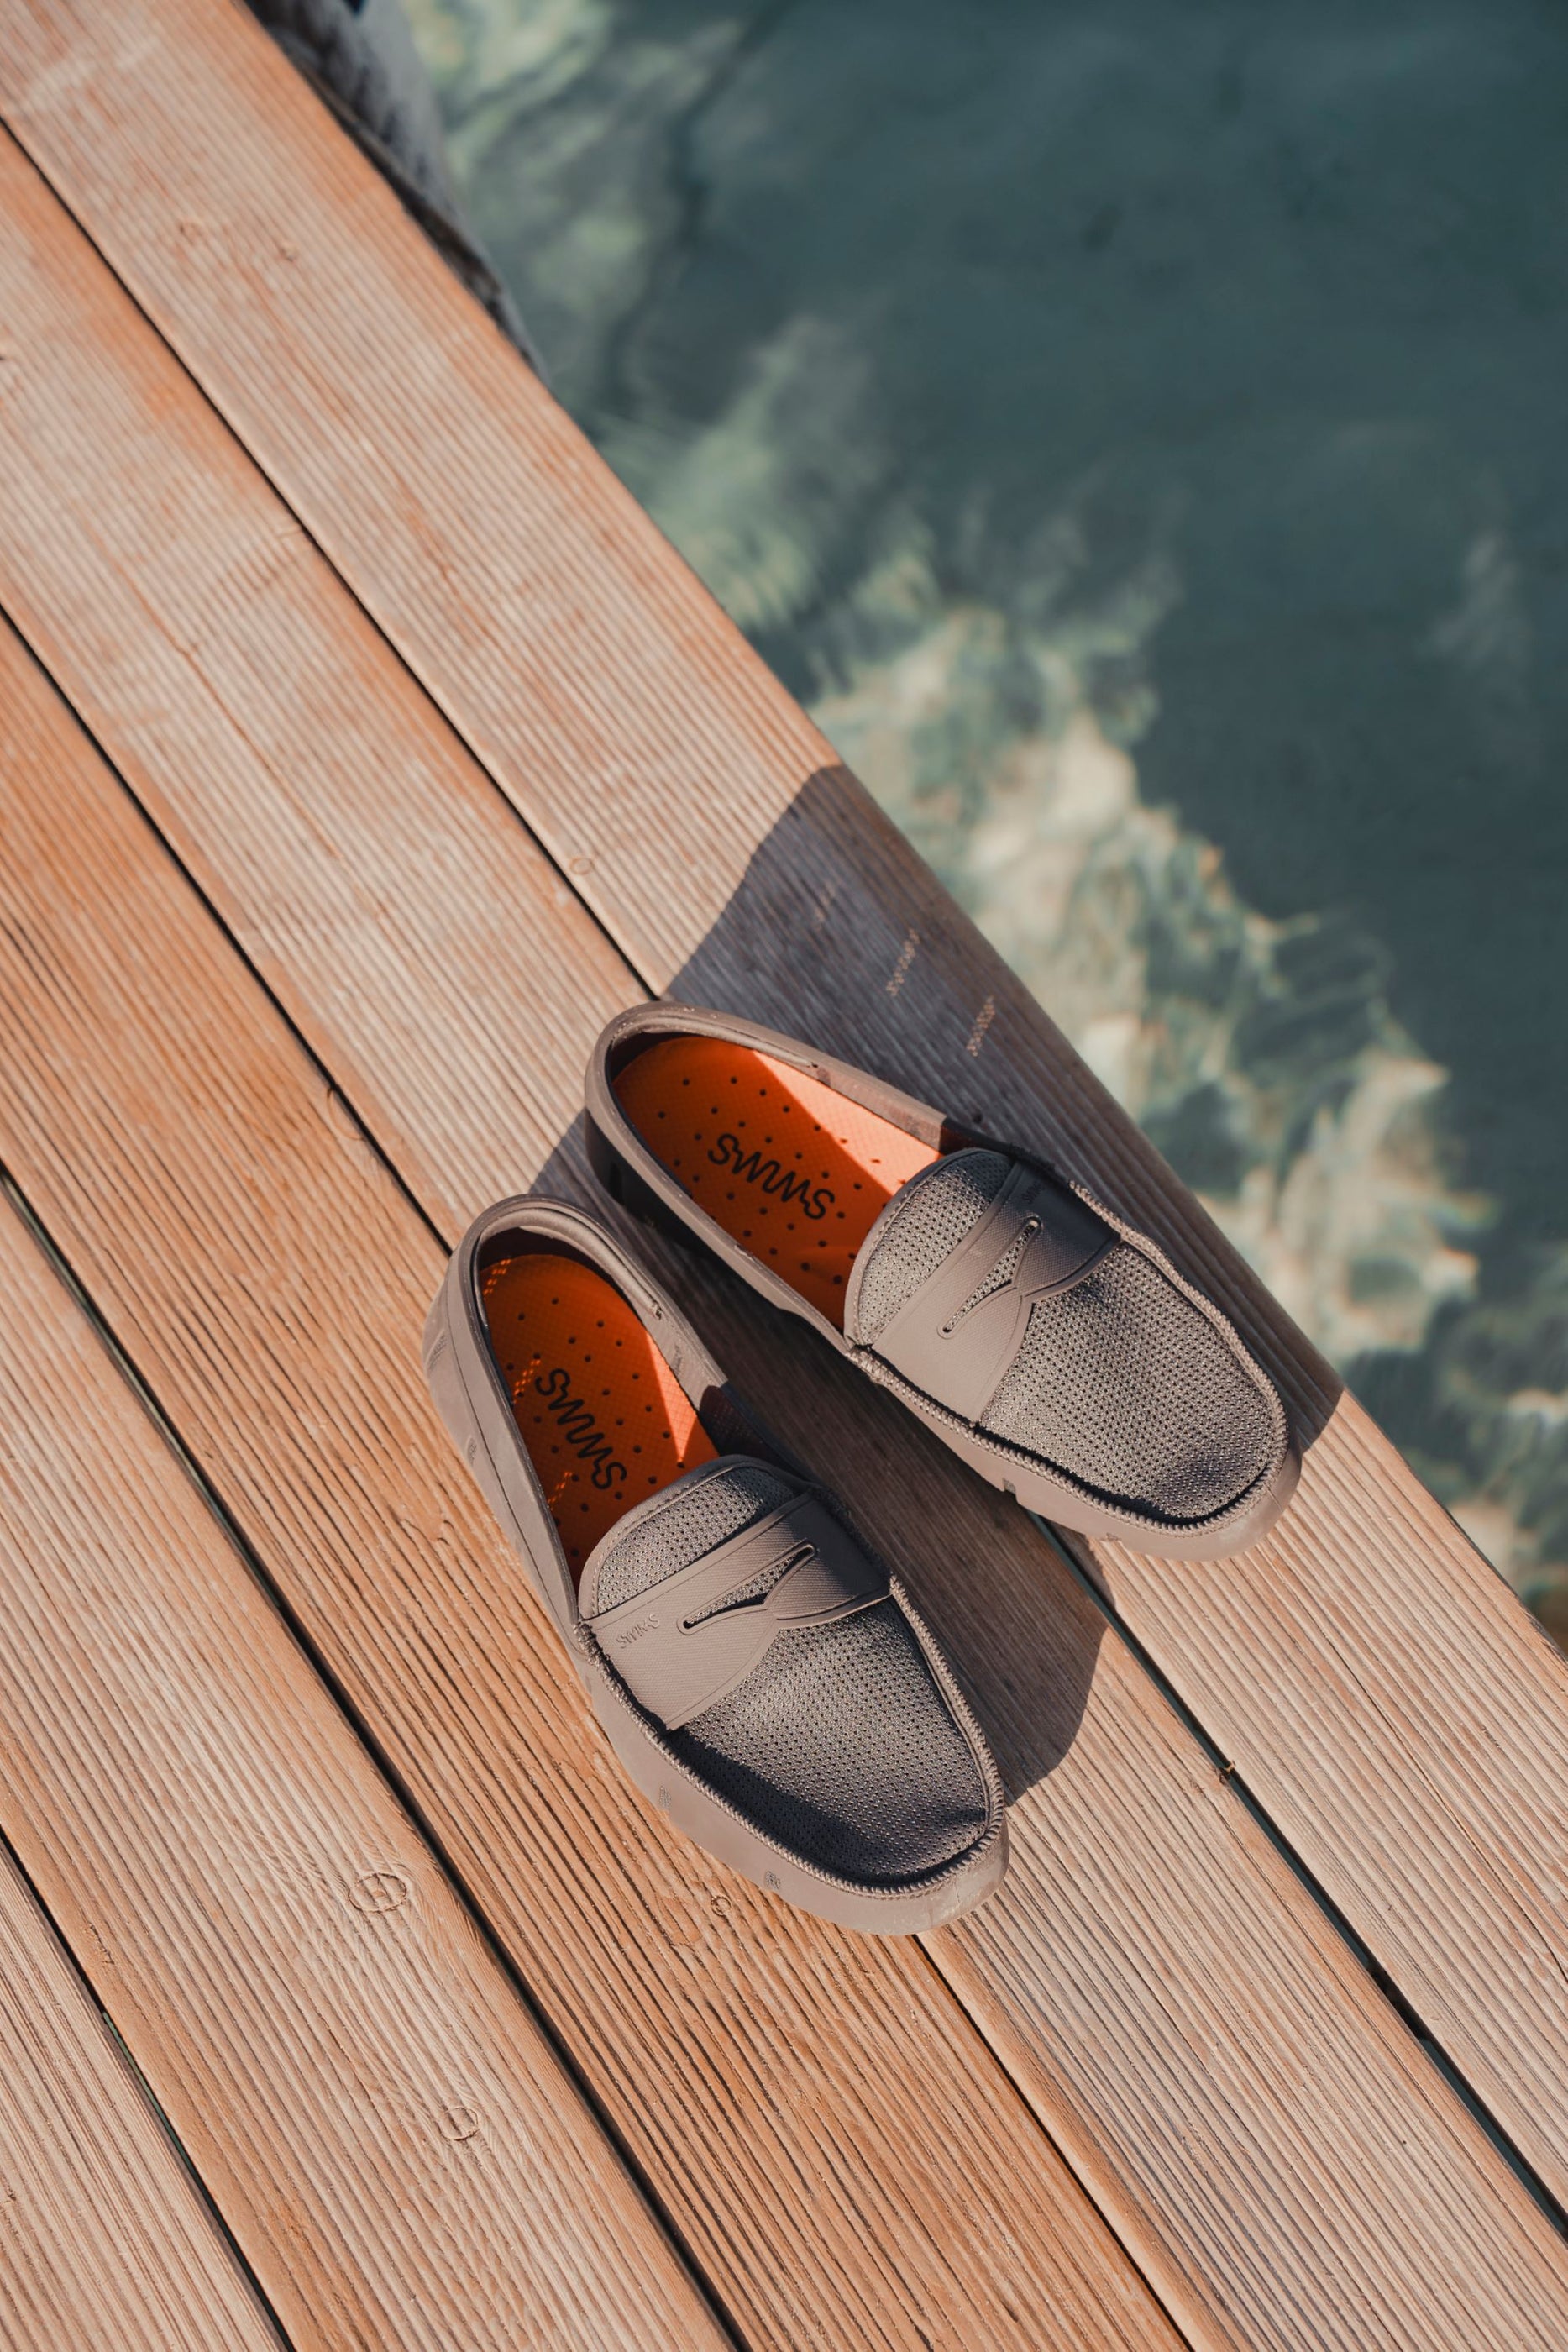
[614,1037,938,1326]
[480,1252,716,1585]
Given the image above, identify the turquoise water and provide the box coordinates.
[408,0,1568,1638]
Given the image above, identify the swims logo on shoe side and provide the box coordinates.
[707,1131,835,1220]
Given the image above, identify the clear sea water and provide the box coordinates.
[407,0,1568,1643]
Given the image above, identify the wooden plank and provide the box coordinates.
[0,652,1181,2352]
[0,161,1564,2352]
[0,1207,726,2351]
[0,1840,278,2352]
[3,0,1564,2234]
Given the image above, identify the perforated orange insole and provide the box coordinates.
[615,1038,938,1326]
[480,1252,716,1585]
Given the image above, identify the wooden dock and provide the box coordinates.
[1,3,1565,2344]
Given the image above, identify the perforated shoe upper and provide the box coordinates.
[849,1151,1277,1525]
[582,1461,994,1884]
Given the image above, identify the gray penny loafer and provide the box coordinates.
[423,1194,1008,1932]
[585,1002,1298,1561]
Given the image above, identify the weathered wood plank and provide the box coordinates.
[0,133,1189,2352]
[4,0,1563,2235]
[0,1839,278,2352]
[0,1203,726,2351]
[0,644,1179,2352]
[0,158,1565,2349]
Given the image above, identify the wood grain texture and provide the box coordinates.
[0,181,1565,2352]
[0,653,1180,2352]
[4,0,1564,2239]
[0,1221,725,2352]
[0,0,803,995]
[0,1840,278,2352]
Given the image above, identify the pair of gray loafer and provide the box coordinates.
[425,1004,1297,1933]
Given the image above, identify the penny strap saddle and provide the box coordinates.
[586,1487,888,1730]
[862,1158,1110,1427]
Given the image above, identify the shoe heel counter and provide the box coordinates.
[422,1260,474,1436]
[421,1265,502,1511]
[422,1263,454,1374]
[584,1104,631,1202]
[585,1105,687,1239]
